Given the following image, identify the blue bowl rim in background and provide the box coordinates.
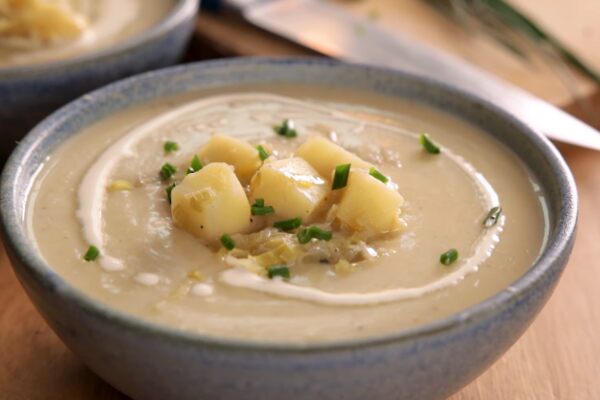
[0,0,199,79]
[0,56,578,354]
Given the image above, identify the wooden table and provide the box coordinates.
[2,2,600,398]
[194,0,600,122]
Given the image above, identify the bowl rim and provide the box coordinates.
[0,57,578,353]
[0,0,198,79]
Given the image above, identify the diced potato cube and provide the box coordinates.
[336,170,404,236]
[197,134,262,183]
[250,157,328,221]
[171,163,251,241]
[296,136,372,179]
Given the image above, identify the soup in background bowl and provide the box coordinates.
[0,0,199,161]
[0,58,577,400]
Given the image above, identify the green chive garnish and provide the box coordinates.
[166,182,176,204]
[273,217,302,231]
[220,234,235,250]
[83,245,100,261]
[273,119,298,138]
[256,145,270,161]
[251,198,275,216]
[297,226,333,244]
[483,206,502,228]
[267,264,290,279]
[419,134,440,154]
[160,163,177,180]
[440,249,459,266]
[163,141,179,154]
[332,163,351,190]
[187,155,203,174]
[369,167,389,183]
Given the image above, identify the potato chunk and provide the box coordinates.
[296,136,371,179]
[336,170,404,236]
[171,163,251,241]
[250,157,328,222]
[197,134,262,183]
[0,0,88,42]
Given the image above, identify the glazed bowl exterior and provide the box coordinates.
[0,0,199,162]
[0,58,577,400]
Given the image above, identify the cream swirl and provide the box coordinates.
[77,93,503,305]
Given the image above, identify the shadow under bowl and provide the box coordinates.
[0,57,577,400]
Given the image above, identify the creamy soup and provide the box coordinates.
[27,86,547,343]
[0,0,174,67]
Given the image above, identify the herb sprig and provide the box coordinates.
[274,217,302,231]
[369,167,389,183]
[187,155,203,174]
[251,198,275,216]
[483,206,502,228]
[160,163,177,180]
[256,145,270,161]
[274,119,298,138]
[424,0,600,85]
[440,248,459,266]
[332,163,351,190]
[297,226,333,244]
[268,265,290,279]
[220,234,235,250]
[165,183,176,204]
[83,245,100,261]
[164,141,179,154]
[419,134,440,154]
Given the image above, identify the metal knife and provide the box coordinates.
[223,0,600,150]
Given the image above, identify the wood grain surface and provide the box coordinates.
[2,1,600,398]
[196,0,600,110]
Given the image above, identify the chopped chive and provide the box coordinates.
[273,217,302,231]
[440,249,459,266]
[332,163,351,190]
[297,226,333,244]
[252,206,275,216]
[163,141,179,154]
[256,145,270,161]
[83,245,100,261]
[187,155,203,174]
[483,206,503,228]
[267,264,290,279]
[251,198,274,216]
[166,182,176,204]
[160,163,177,180]
[273,118,298,138]
[419,134,441,154]
[220,234,235,250]
[369,167,389,183]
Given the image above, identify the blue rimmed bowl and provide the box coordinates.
[0,0,199,162]
[0,58,577,400]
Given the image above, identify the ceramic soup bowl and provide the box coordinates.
[0,58,577,400]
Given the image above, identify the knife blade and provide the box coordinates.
[225,0,600,150]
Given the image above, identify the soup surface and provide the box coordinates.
[0,0,174,67]
[28,85,547,343]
